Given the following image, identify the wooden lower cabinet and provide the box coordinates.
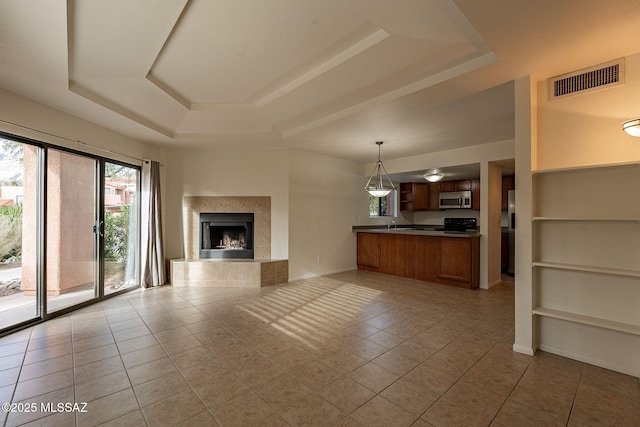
[380,234,416,278]
[356,232,479,289]
[357,233,380,269]
[415,235,439,283]
[438,237,480,289]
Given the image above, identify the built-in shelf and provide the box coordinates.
[531,160,640,376]
[533,307,640,336]
[533,217,640,222]
[532,161,640,175]
[533,261,640,278]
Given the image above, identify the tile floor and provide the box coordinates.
[0,270,638,426]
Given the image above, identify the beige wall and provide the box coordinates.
[0,87,163,166]
[163,146,290,262]
[289,150,363,280]
[537,53,640,169]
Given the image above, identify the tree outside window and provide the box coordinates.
[369,190,397,217]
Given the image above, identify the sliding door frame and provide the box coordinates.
[0,131,142,337]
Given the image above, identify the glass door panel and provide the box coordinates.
[46,149,98,313]
[0,139,39,330]
[104,162,139,295]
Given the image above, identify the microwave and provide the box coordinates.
[439,191,472,209]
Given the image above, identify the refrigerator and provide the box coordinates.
[507,190,515,275]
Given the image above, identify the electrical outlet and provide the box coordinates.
[317,256,321,263]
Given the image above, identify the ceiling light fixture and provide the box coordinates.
[365,141,395,197]
[423,172,445,182]
[622,119,640,137]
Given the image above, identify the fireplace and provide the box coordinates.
[200,213,254,259]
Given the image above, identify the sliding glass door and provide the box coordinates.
[45,149,99,313]
[0,139,38,329]
[0,133,140,333]
[104,162,139,295]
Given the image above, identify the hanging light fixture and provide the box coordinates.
[365,141,395,197]
[622,119,640,137]
[423,171,444,182]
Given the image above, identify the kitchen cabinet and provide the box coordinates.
[439,237,479,285]
[356,231,479,289]
[399,182,429,211]
[532,162,640,375]
[438,181,456,192]
[428,183,440,211]
[455,179,471,191]
[357,233,380,268]
[471,179,480,210]
[415,236,439,283]
[380,234,416,278]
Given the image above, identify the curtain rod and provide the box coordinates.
[0,119,163,165]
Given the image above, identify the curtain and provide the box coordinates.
[141,160,166,287]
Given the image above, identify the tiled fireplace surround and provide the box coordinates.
[170,196,288,287]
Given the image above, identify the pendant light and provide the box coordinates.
[622,119,640,137]
[365,141,395,197]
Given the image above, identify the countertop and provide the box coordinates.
[352,225,480,238]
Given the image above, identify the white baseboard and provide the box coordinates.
[538,344,640,378]
[512,343,536,356]
[288,267,357,282]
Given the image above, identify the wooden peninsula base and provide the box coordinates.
[357,231,480,290]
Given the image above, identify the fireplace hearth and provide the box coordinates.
[200,213,254,259]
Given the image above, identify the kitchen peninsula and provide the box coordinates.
[354,224,480,290]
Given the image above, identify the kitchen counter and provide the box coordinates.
[355,228,480,289]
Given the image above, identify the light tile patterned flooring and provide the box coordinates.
[0,270,638,426]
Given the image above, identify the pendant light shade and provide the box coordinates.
[622,119,640,137]
[365,141,395,197]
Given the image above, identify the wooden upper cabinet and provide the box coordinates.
[455,180,471,191]
[471,179,480,210]
[428,183,440,211]
[399,183,414,211]
[399,182,428,211]
[439,179,471,191]
[438,181,456,192]
[413,183,429,210]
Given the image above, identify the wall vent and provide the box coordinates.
[548,58,624,100]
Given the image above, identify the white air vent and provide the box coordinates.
[548,58,624,100]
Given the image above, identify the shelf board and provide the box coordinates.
[533,261,640,278]
[533,217,640,222]
[533,307,640,336]
[532,161,640,175]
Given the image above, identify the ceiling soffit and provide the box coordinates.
[67,0,494,140]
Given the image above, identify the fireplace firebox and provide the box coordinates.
[200,213,254,259]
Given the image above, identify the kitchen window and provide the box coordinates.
[369,190,397,217]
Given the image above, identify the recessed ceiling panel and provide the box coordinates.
[149,0,368,104]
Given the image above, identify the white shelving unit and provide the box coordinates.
[532,162,640,376]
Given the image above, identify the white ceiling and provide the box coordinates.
[1,0,640,164]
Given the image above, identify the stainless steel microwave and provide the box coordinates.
[439,191,472,209]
